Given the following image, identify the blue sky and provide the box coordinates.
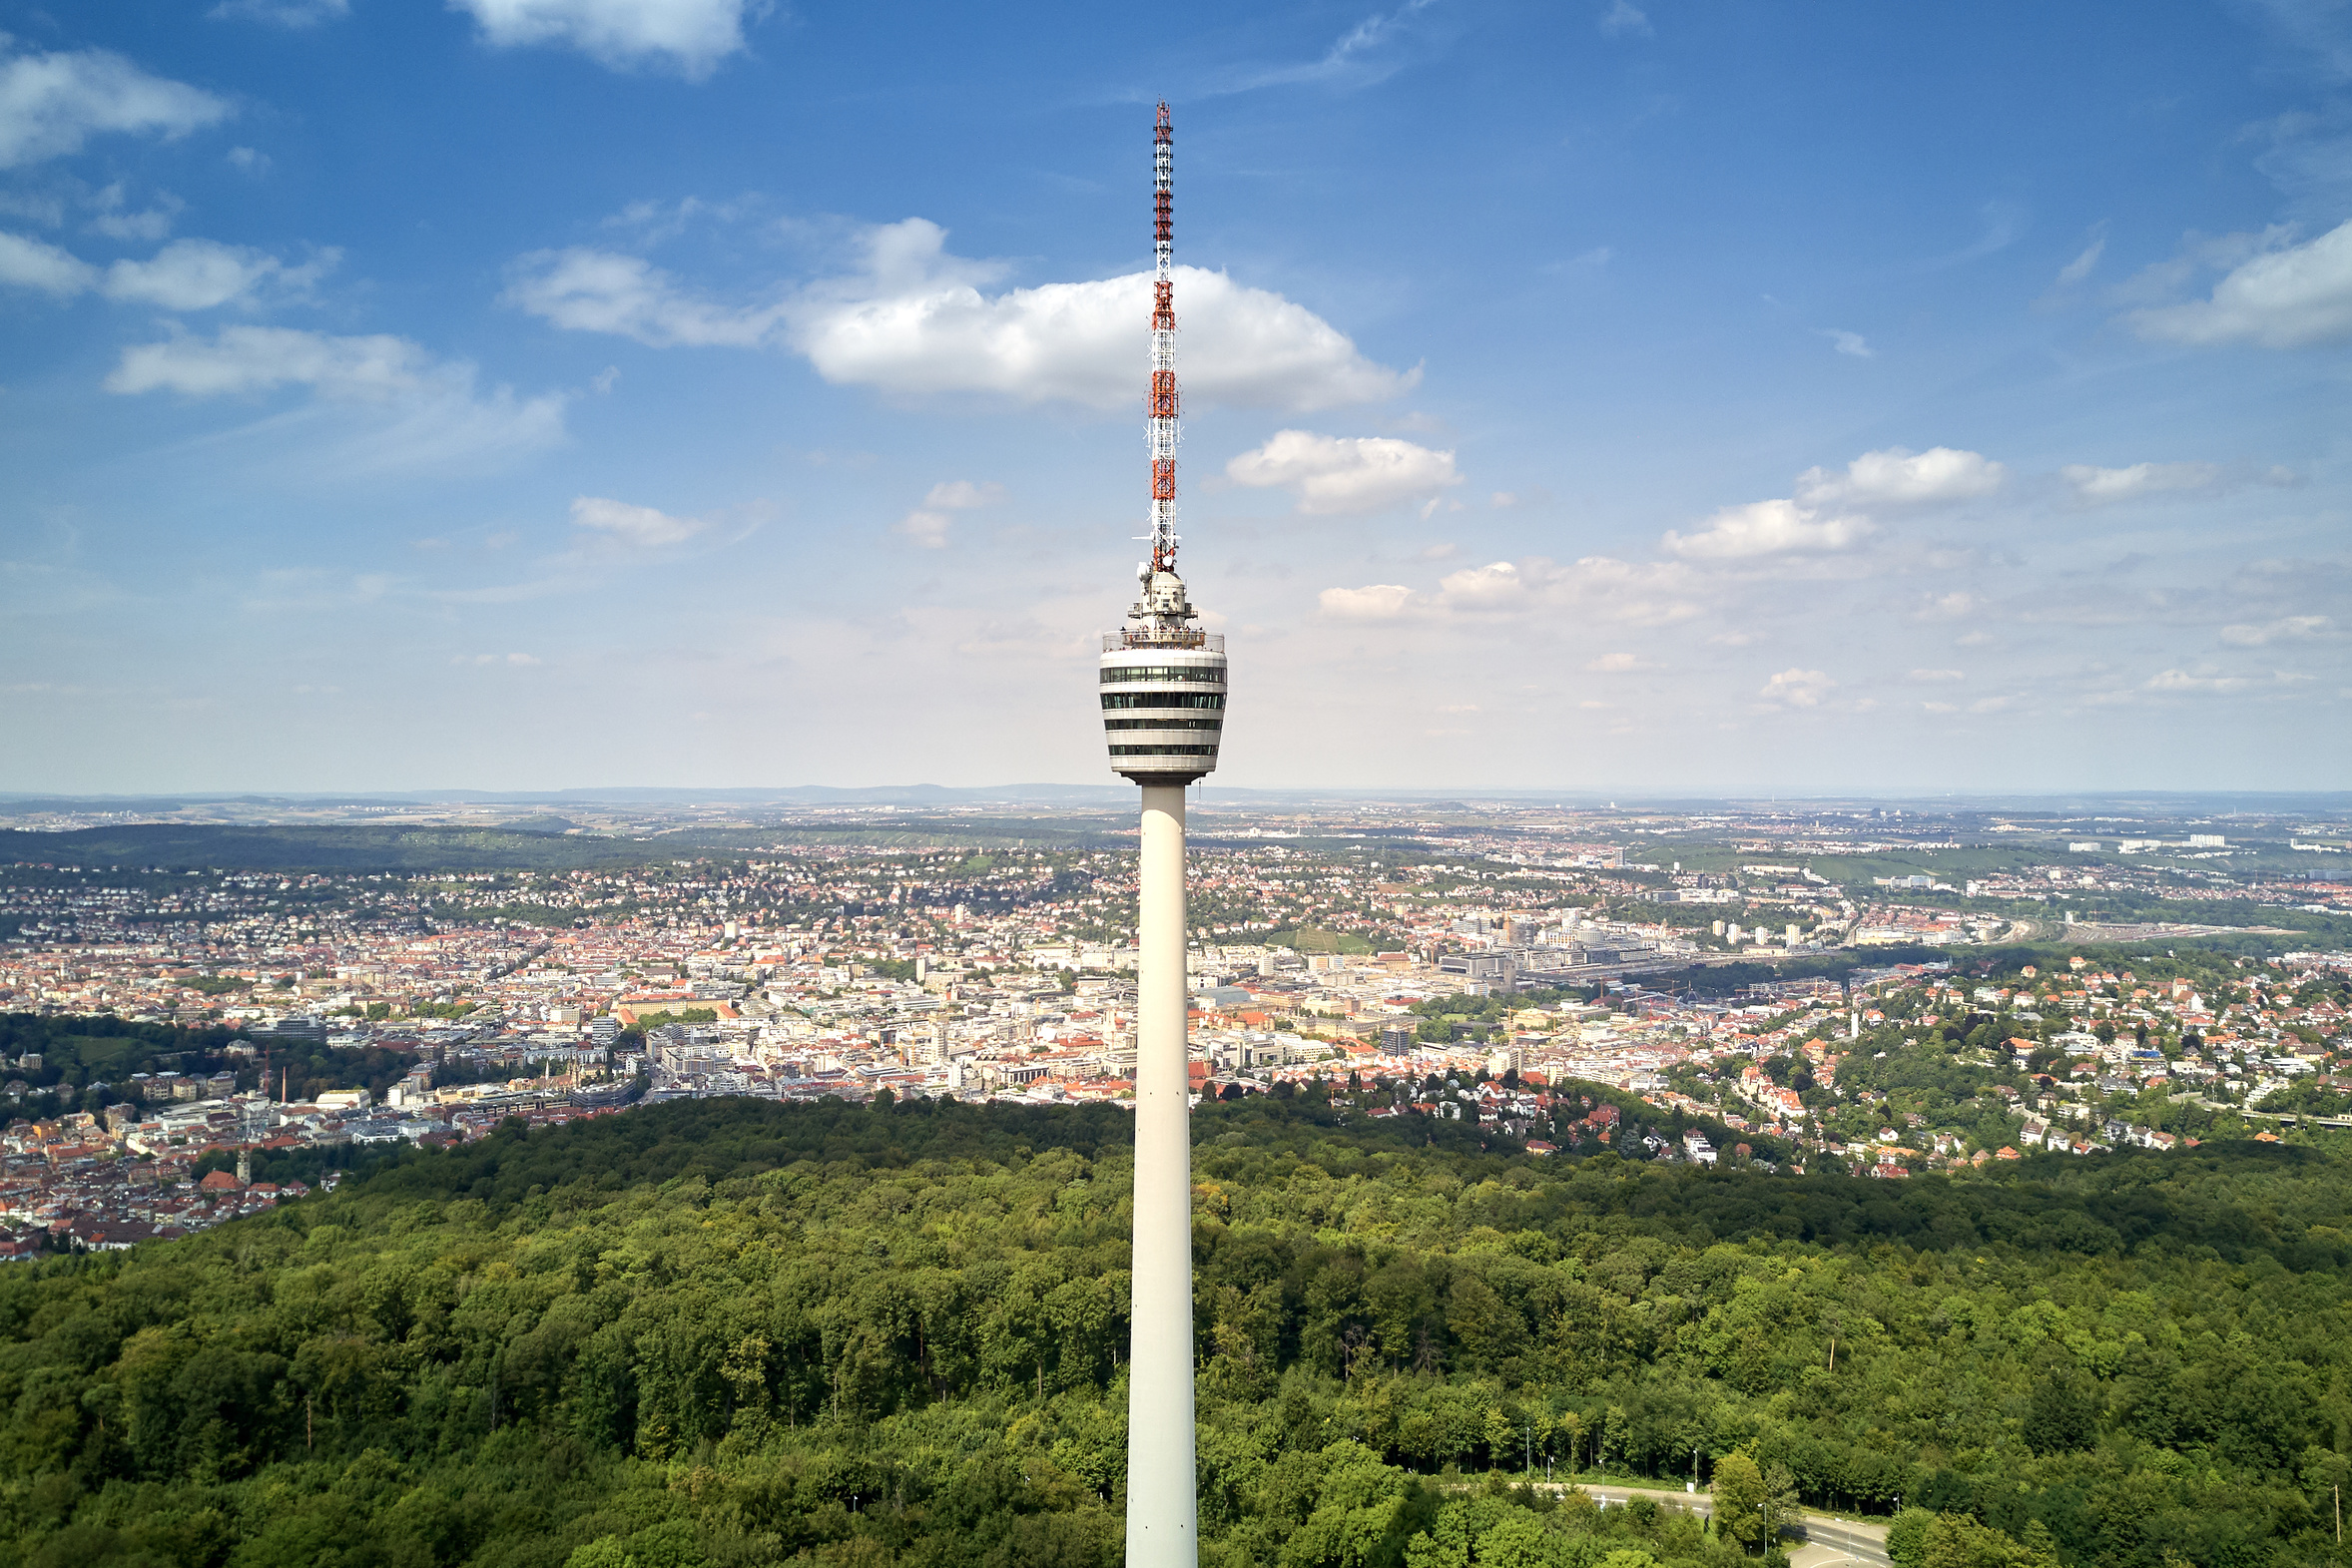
[1,0,2347,794]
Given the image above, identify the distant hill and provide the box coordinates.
[0,823,662,872]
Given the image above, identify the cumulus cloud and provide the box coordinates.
[1318,555,1700,627]
[502,248,786,346]
[2058,460,2220,506]
[894,478,1002,548]
[1658,447,2001,562]
[106,325,566,470]
[2144,669,2249,693]
[1759,668,1835,707]
[1224,430,1461,514]
[1437,559,1541,613]
[2127,220,2352,348]
[0,40,232,167]
[1662,498,1874,560]
[1318,583,1420,620]
[1909,668,1966,682]
[105,238,332,309]
[110,326,429,397]
[0,233,333,308]
[2219,614,2330,646]
[1586,652,1646,672]
[505,219,1416,411]
[571,496,702,548]
[451,0,758,77]
[0,230,94,294]
[1821,328,1873,358]
[1794,446,2005,508]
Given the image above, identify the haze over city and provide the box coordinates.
[3,0,2348,795]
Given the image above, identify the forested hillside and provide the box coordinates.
[2,1096,2347,1568]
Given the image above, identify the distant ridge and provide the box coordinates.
[2,785,2348,811]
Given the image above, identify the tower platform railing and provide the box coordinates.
[1105,629,1224,653]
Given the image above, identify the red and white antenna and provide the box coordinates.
[1147,101,1179,574]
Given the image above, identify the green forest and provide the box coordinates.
[2,1096,2348,1568]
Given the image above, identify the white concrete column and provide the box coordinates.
[1127,782,1196,1568]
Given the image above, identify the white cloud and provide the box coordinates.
[1663,498,1874,560]
[452,0,757,78]
[1909,668,1966,682]
[211,0,350,25]
[1224,429,1461,515]
[1586,652,1647,672]
[453,651,542,667]
[0,41,232,168]
[896,511,954,550]
[1437,559,1539,613]
[1212,0,1446,94]
[505,220,1417,411]
[106,325,566,470]
[1317,554,1700,627]
[1759,668,1835,707]
[226,145,271,175]
[1318,583,1421,621]
[2058,460,2220,506]
[85,182,184,242]
[1598,0,1651,37]
[109,326,428,397]
[1659,447,2001,562]
[2219,614,2330,646]
[1821,328,1873,358]
[503,248,786,346]
[2055,230,2106,286]
[0,230,95,294]
[894,478,1001,548]
[571,496,702,548]
[0,233,332,309]
[1794,446,2005,507]
[920,479,1003,510]
[2144,669,2249,693]
[105,238,330,309]
[2127,220,2352,348]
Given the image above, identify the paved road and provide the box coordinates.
[2169,1091,2352,1131]
[1523,1481,1891,1567]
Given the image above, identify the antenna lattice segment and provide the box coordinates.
[1148,102,1179,574]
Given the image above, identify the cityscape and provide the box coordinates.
[3,4,2349,1568]
[4,793,2345,1260]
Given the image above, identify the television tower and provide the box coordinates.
[1100,100,1222,1568]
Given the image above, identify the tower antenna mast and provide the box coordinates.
[1148,101,1179,576]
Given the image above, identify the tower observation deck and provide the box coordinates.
[1102,102,1226,789]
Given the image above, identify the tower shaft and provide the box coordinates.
[1126,783,1196,1568]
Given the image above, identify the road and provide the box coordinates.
[1524,1481,1892,1566]
[2169,1091,2352,1131]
